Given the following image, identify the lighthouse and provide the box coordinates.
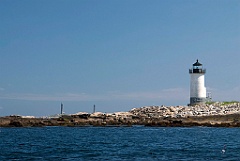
[189,59,207,105]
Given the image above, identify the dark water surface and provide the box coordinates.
[0,126,239,160]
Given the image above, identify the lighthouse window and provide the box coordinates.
[193,66,202,69]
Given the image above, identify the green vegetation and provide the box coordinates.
[221,101,239,106]
[205,101,216,105]
[206,101,239,106]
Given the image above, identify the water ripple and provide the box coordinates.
[0,127,239,160]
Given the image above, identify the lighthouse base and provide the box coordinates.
[190,97,206,106]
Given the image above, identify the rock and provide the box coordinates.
[9,121,23,127]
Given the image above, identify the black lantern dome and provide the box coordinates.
[193,59,202,66]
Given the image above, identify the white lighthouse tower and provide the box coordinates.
[189,59,207,105]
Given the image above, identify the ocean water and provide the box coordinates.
[0,126,239,161]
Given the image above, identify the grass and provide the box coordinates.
[205,101,239,106]
[206,101,216,105]
[221,101,239,106]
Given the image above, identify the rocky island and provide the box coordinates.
[0,102,240,127]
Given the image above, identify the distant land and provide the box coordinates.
[0,101,240,127]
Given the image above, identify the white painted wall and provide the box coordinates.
[190,74,206,98]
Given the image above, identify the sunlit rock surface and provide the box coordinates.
[129,102,240,118]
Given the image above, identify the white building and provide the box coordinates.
[189,60,207,105]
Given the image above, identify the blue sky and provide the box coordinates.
[0,0,239,116]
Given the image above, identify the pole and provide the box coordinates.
[93,104,96,113]
[61,103,63,115]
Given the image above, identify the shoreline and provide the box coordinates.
[1,113,240,128]
[1,102,239,128]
